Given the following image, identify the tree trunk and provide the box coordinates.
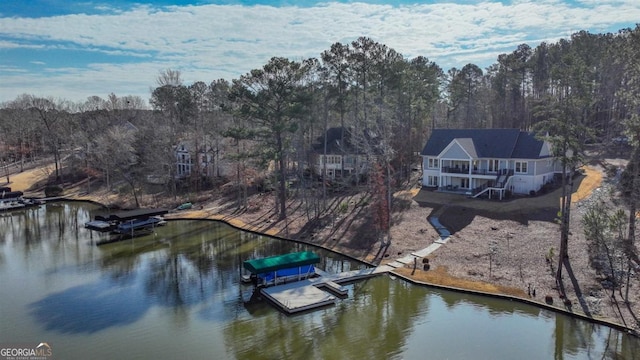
[386,161,392,246]
[322,95,328,211]
[276,133,287,219]
[53,149,61,182]
[556,162,572,292]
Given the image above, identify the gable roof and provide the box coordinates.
[453,138,478,158]
[421,129,549,159]
[312,127,348,154]
[312,126,379,155]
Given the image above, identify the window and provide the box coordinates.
[328,156,337,164]
[320,155,341,165]
[515,161,528,174]
[488,159,499,172]
[427,176,438,187]
[428,158,438,169]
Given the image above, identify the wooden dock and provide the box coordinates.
[261,279,337,313]
[260,266,391,314]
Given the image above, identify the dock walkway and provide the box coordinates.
[260,224,451,314]
[260,266,394,314]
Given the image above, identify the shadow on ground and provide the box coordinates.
[410,174,586,234]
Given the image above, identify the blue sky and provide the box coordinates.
[1,0,639,105]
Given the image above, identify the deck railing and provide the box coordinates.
[441,166,501,175]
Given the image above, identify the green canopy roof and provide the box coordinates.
[243,251,320,274]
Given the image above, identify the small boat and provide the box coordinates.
[114,217,163,234]
[176,202,192,210]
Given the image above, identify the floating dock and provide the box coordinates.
[261,279,337,313]
[259,266,391,314]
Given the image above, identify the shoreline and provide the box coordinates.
[7,163,640,336]
[59,196,639,337]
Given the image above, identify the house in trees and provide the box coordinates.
[421,129,562,199]
[310,127,375,180]
[174,140,215,179]
[174,138,235,180]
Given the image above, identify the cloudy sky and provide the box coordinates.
[0,0,638,105]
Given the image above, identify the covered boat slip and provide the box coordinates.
[94,208,169,222]
[243,251,389,314]
[243,251,321,286]
[0,190,23,200]
[85,208,169,233]
[243,251,321,274]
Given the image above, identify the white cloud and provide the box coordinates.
[0,1,639,103]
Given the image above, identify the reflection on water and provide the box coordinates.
[30,275,149,333]
[0,203,638,359]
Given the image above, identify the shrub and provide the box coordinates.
[338,201,349,214]
[44,185,64,197]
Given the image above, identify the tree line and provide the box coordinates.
[1,26,640,228]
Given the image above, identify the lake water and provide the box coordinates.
[1,202,638,359]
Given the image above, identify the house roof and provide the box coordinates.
[454,138,478,158]
[421,129,549,159]
[94,208,169,222]
[0,191,23,199]
[312,127,378,155]
[312,127,347,154]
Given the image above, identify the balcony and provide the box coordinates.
[441,166,505,176]
[442,166,469,174]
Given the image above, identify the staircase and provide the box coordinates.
[495,169,514,188]
[472,169,514,199]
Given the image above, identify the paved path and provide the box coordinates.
[380,214,451,271]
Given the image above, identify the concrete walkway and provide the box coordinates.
[381,214,451,270]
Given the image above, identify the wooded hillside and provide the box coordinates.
[1,26,639,221]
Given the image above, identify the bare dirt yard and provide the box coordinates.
[6,147,639,334]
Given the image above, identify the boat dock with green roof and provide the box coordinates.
[243,251,391,314]
[242,251,321,287]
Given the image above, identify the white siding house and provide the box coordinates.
[175,141,214,179]
[421,129,561,199]
[311,127,373,179]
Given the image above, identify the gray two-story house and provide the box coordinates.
[421,129,561,199]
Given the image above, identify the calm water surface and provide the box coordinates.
[0,203,638,359]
